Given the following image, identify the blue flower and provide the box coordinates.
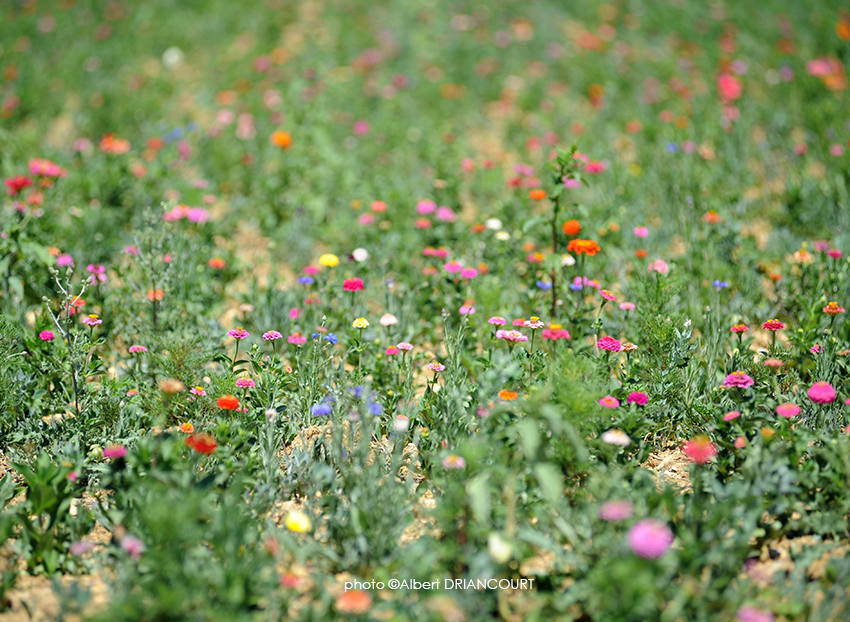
[569,283,583,291]
[367,399,383,416]
[712,280,728,290]
[324,333,338,345]
[311,403,332,416]
[298,276,315,285]
[311,332,321,339]
[666,142,679,153]
[350,386,364,399]
[536,280,552,291]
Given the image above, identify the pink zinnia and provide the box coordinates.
[397,342,414,351]
[435,206,456,222]
[597,336,622,352]
[263,331,283,341]
[228,328,249,339]
[776,403,800,418]
[762,319,784,331]
[460,268,478,279]
[459,303,476,315]
[619,302,635,311]
[512,318,526,327]
[598,500,634,522]
[444,260,463,273]
[723,411,741,421]
[385,346,400,356]
[129,345,147,354]
[627,519,674,559]
[120,535,146,559]
[541,328,570,340]
[288,333,307,345]
[600,289,616,301]
[56,254,74,267]
[235,378,255,389]
[683,437,718,464]
[427,362,446,372]
[734,436,747,449]
[731,324,749,333]
[343,278,364,291]
[103,445,127,459]
[495,329,528,343]
[627,392,648,405]
[808,381,836,404]
[735,606,774,622]
[488,316,507,326]
[723,371,754,389]
[633,226,648,238]
[39,330,55,341]
[827,249,842,259]
[415,200,436,215]
[599,395,620,409]
[648,259,669,274]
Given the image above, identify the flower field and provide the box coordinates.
[2,1,850,620]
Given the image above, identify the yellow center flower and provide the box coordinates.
[352,317,369,329]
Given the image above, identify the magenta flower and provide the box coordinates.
[776,403,800,418]
[598,500,634,522]
[599,395,620,409]
[427,362,446,372]
[343,278,364,291]
[81,314,103,326]
[39,330,55,341]
[120,535,146,559]
[597,336,622,352]
[722,371,754,389]
[736,606,774,622]
[627,392,648,406]
[287,333,307,346]
[69,541,94,556]
[600,289,616,301]
[128,345,147,354]
[459,303,476,315]
[228,328,250,340]
[488,316,507,326]
[397,342,414,351]
[627,518,674,559]
[762,319,784,331]
[495,329,528,343]
[56,253,74,267]
[262,331,283,341]
[808,381,836,404]
[86,264,108,284]
[235,378,255,389]
[541,327,570,340]
[633,226,648,238]
[385,346,400,356]
[460,268,478,279]
[415,199,436,215]
[723,411,741,421]
[444,260,463,273]
[103,445,127,459]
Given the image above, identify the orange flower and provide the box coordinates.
[179,422,194,434]
[208,257,226,269]
[334,590,372,615]
[100,133,131,154]
[522,242,536,252]
[562,219,582,236]
[146,289,164,301]
[470,223,486,234]
[567,239,601,256]
[270,130,292,150]
[702,210,721,224]
[635,249,648,259]
[528,189,547,200]
[498,390,519,401]
[217,395,239,410]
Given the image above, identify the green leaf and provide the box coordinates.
[517,420,541,459]
[534,463,563,505]
[466,473,490,525]
[522,215,548,233]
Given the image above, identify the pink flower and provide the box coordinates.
[810,344,822,354]
[585,160,606,174]
[352,120,370,136]
[597,336,622,352]
[525,318,544,329]
[288,308,302,320]
[495,329,528,343]
[288,333,307,346]
[598,500,634,522]
[600,289,616,301]
[444,260,463,273]
[512,318,526,327]
[717,72,743,103]
[541,328,570,340]
[762,319,784,331]
[263,331,283,341]
[648,259,669,274]
[459,303,476,315]
[120,535,146,559]
[827,249,843,259]
[563,178,581,189]
[129,345,147,354]
[731,324,749,333]
[808,381,836,404]
[599,395,620,409]
[379,313,398,326]
[460,268,478,279]
[397,342,414,351]
[435,206,456,222]
[415,200,436,215]
[235,378,255,389]
[633,226,648,238]
[735,605,774,622]
[86,264,108,284]
[723,411,741,421]
[39,330,55,341]
[427,362,446,372]
[627,519,674,559]
[723,371,754,389]
[228,328,250,340]
[442,454,466,469]
[776,403,800,418]
[103,445,127,459]
[488,316,507,326]
[385,346,400,356]
[627,392,648,406]
[56,254,74,267]
[81,314,103,326]
[619,302,635,311]
[683,437,717,464]
[343,278,364,291]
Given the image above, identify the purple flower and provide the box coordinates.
[722,371,754,389]
[120,535,146,559]
[598,501,634,522]
[736,606,774,622]
[103,445,127,459]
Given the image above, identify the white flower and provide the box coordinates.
[162,47,185,69]
[495,231,511,241]
[561,254,576,267]
[485,218,503,231]
[352,248,369,262]
[393,416,410,433]
[601,429,631,447]
[488,532,512,563]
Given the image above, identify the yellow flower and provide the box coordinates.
[319,253,339,267]
[284,510,312,533]
[352,317,369,329]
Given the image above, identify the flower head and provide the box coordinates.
[598,500,634,522]
[735,606,774,622]
[731,324,749,333]
[525,316,544,329]
[600,289,616,301]
[263,330,283,341]
[495,329,528,343]
[648,259,669,274]
[683,436,717,464]
[319,253,339,267]
[808,381,836,404]
[311,403,333,416]
[619,302,635,312]
[335,590,372,615]
[120,535,146,559]
[179,422,194,433]
[217,395,239,410]
[103,445,127,459]
[597,336,622,352]
[762,319,784,331]
[129,345,147,354]
[627,392,648,405]
[723,371,754,389]
[343,277,364,291]
[427,362,446,372]
[723,411,741,421]
[82,314,103,326]
[562,219,582,236]
[39,330,55,341]
[285,510,312,533]
[628,519,674,559]
[235,378,255,389]
[601,429,631,447]
[442,454,466,469]
[228,327,250,340]
[397,342,414,351]
[776,403,800,418]
[379,313,397,326]
[488,316,507,326]
[823,302,846,315]
[567,239,601,256]
[599,395,620,409]
[352,317,369,329]
[186,433,217,455]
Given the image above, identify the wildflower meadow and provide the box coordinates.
[2,1,850,621]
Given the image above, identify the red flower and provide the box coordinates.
[4,175,33,196]
[217,395,239,410]
[682,437,717,464]
[186,433,217,455]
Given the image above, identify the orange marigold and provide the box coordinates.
[635,249,648,259]
[498,390,519,401]
[217,395,239,410]
[567,239,601,256]
[562,219,582,236]
[529,189,547,201]
[270,130,292,150]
